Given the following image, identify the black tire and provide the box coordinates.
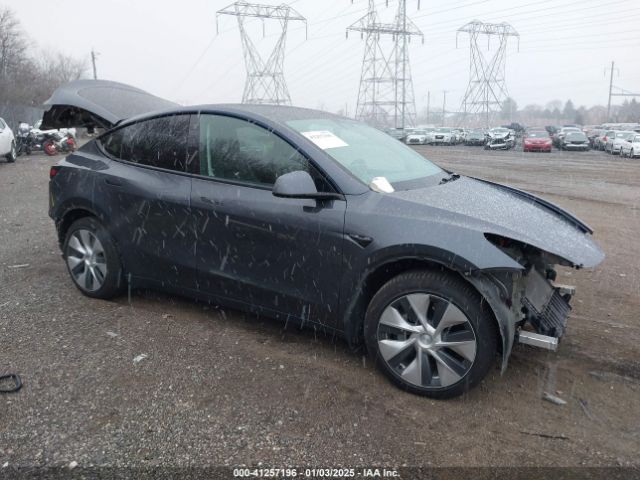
[364,269,499,399]
[62,217,124,299]
[5,141,16,163]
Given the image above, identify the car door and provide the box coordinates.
[189,113,346,327]
[97,114,198,289]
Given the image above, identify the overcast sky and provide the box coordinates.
[5,0,640,114]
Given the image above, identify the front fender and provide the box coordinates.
[339,239,524,349]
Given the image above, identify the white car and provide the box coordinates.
[405,129,430,145]
[431,127,453,145]
[605,130,635,154]
[0,117,17,163]
[620,133,640,158]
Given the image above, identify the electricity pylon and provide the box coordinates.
[217,2,306,105]
[347,0,423,129]
[456,20,519,127]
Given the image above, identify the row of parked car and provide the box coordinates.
[588,127,640,157]
[389,123,640,157]
[392,126,515,147]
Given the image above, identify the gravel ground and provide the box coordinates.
[0,145,639,472]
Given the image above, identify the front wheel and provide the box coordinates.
[365,270,498,399]
[63,217,124,299]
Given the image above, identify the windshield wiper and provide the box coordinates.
[439,172,460,185]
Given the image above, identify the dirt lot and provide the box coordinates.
[1,145,639,471]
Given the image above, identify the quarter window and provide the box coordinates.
[100,115,190,172]
[198,114,311,187]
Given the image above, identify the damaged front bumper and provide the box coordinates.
[467,265,575,372]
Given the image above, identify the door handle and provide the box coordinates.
[105,178,123,187]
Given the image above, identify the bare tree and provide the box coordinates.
[0,7,28,84]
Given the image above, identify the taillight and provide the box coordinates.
[49,166,61,179]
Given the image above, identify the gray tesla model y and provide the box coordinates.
[45,80,604,398]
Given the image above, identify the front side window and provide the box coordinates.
[198,114,311,187]
[286,118,442,186]
[100,114,190,172]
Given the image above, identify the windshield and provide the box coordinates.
[435,128,451,133]
[412,130,427,135]
[566,132,586,139]
[287,118,442,185]
[526,132,547,138]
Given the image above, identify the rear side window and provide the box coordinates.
[100,114,190,172]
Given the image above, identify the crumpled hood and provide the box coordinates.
[489,132,509,139]
[388,176,605,268]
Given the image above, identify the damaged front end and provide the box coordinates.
[470,234,588,371]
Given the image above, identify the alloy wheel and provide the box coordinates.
[66,229,108,292]
[377,293,477,389]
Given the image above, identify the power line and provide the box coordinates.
[347,0,423,128]
[216,2,307,105]
[457,20,519,127]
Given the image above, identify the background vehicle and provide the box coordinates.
[552,126,581,148]
[430,127,453,145]
[586,128,603,149]
[523,130,552,152]
[464,129,486,146]
[605,131,635,154]
[405,129,429,145]
[619,133,640,158]
[0,117,17,162]
[561,131,589,151]
[385,127,407,142]
[451,128,464,144]
[594,130,616,151]
[484,127,515,150]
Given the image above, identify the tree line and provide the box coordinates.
[0,7,86,109]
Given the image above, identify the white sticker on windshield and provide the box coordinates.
[301,130,348,150]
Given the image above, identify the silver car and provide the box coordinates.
[620,133,640,158]
[430,127,453,145]
[605,131,635,154]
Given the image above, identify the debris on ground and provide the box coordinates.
[520,431,569,440]
[133,354,148,364]
[578,398,595,420]
[543,392,567,405]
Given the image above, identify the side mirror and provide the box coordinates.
[272,171,343,200]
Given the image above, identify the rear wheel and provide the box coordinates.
[5,141,16,163]
[63,217,124,299]
[365,270,498,399]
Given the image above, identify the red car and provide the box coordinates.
[523,131,552,152]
